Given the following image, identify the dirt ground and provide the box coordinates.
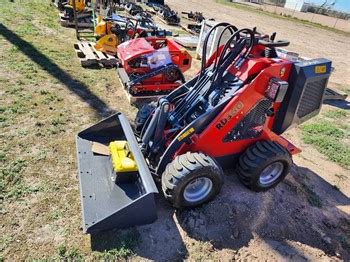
[242,1,350,33]
[0,0,349,261]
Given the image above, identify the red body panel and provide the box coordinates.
[172,47,300,158]
[117,37,192,93]
[118,38,154,62]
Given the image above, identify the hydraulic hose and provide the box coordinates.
[199,22,232,80]
[173,28,255,125]
[175,23,237,113]
[211,28,255,86]
[211,24,238,73]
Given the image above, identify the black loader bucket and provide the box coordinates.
[76,113,158,234]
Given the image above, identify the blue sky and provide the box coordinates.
[306,0,350,13]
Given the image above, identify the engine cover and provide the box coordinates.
[273,58,332,134]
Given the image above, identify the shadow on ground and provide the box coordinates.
[0,23,114,118]
[175,164,350,260]
[89,164,349,260]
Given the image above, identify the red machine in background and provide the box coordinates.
[116,37,192,100]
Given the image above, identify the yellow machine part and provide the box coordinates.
[68,0,85,12]
[95,34,120,54]
[109,141,138,173]
[95,20,114,36]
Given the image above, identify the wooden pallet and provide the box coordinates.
[59,13,93,28]
[74,41,119,67]
[158,16,180,26]
[324,88,348,101]
[174,35,199,49]
[60,19,93,28]
[180,24,200,36]
[181,15,194,22]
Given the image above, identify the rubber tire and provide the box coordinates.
[162,152,224,208]
[237,140,292,192]
[134,102,156,135]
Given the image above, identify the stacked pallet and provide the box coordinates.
[74,41,119,67]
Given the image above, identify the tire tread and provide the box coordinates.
[237,140,292,192]
[162,152,223,208]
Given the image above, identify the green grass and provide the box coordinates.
[301,120,350,168]
[95,246,134,260]
[216,0,350,37]
[48,209,63,221]
[57,245,83,261]
[0,0,128,259]
[0,159,28,200]
[0,235,12,254]
[92,229,140,260]
[324,109,348,119]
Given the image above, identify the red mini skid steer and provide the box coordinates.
[116,37,192,100]
[76,23,332,233]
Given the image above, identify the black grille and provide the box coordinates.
[223,99,272,142]
[297,79,326,118]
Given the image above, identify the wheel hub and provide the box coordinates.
[259,162,284,186]
[183,177,213,203]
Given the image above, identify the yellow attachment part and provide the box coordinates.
[97,15,102,23]
[95,21,107,36]
[68,0,85,12]
[95,34,119,54]
[109,141,138,173]
[95,20,113,36]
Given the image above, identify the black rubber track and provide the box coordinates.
[237,140,292,192]
[161,152,224,208]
